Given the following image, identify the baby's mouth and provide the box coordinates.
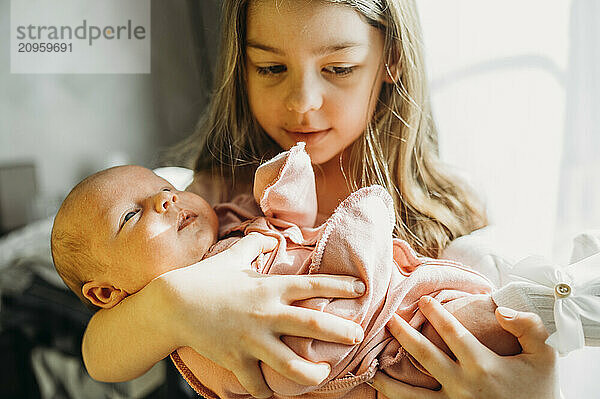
[177,211,198,231]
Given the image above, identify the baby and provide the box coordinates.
[51,143,520,399]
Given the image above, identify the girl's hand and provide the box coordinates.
[371,296,559,399]
[159,233,366,398]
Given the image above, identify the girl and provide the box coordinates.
[82,0,559,398]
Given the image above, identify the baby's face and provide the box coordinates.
[75,165,218,294]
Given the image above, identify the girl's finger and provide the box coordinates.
[371,370,445,399]
[386,313,455,382]
[257,336,332,386]
[232,360,273,399]
[225,232,278,263]
[280,274,366,302]
[495,307,554,356]
[275,306,364,345]
[417,296,492,364]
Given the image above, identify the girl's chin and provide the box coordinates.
[302,147,344,166]
[308,141,357,167]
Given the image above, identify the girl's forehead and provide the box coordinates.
[247,0,360,25]
[246,0,374,48]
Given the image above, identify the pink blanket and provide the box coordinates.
[171,143,501,398]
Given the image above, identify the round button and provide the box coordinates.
[555,283,571,298]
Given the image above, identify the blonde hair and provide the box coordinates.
[176,0,486,258]
[51,178,107,312]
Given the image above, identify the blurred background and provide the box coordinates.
[1,0,598,397]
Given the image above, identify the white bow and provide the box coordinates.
[510,252,600,354]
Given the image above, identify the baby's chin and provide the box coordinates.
[200,237,239,260]
[179,237,218,265]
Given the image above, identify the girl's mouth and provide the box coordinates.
[177,211,198,231]
[283,128,331,145]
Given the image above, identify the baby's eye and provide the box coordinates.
[256,65,286,76]
[122,210,138,226]
[323,65,355,76]
[162,188,171,192]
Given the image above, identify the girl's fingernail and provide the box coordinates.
[497,307,517,319]
[421,295,432,304]
[354,325,364,343]
[354,281,366,294]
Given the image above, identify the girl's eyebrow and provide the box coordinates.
[246,39,365,56]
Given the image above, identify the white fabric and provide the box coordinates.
[446,228,600,355]
[509,253,600,355]
[441,226,514,288]
[153,167,195,191]
[571,230,600,263]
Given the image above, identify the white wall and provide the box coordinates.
[0,0,158,218]
[418,1,600,397]
[419,0,570,261]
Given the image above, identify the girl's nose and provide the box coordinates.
[285,73,323,114]
[153,191,178,213]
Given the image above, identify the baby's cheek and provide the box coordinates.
[136,235,182,273]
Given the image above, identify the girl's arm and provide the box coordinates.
[82,233,366,398]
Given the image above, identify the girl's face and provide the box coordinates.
[245,0,389,165]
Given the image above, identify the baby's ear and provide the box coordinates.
[82,282,128,309]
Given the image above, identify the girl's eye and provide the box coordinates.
[323,66,355,76]
[256,65,286,76]
[123,210,138,226]
[162,188,171,192]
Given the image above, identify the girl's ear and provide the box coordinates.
[384,62,401,84]
[82,281,128,309]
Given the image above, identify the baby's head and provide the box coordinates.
[51,165,218,311]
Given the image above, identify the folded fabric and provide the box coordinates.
[172,143,514,399]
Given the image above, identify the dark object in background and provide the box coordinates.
[0,329,41,398]
[151,0,222,159]
[0,265,92,399]
[0,162,36,235]
[0,260,198,398]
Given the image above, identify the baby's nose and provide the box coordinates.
[154,191,178,212]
